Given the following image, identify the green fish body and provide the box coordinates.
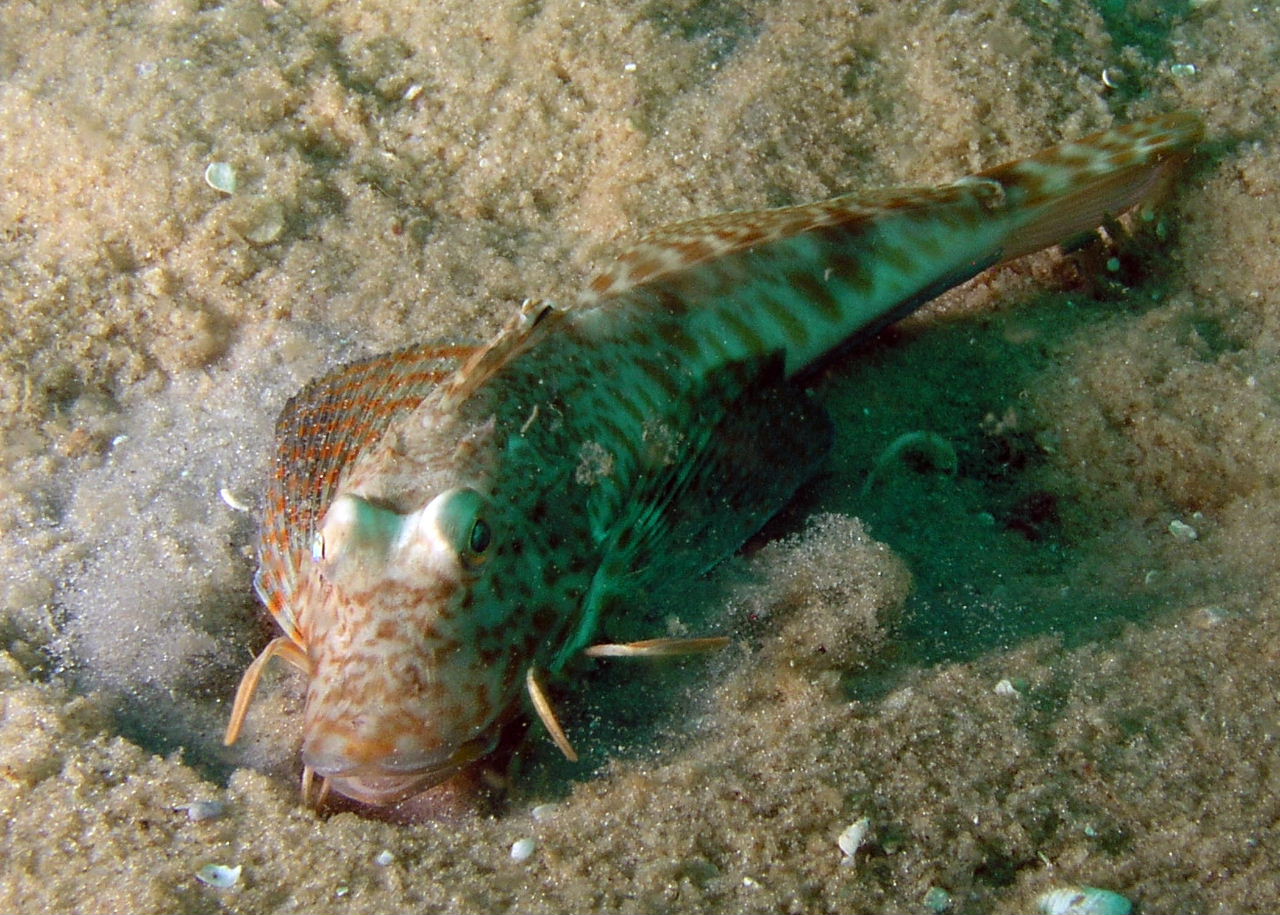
[226,113,1202,805]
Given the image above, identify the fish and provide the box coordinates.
[223,112,1202,806]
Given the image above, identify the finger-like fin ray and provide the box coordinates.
[224,635,311,746]
[584,636,730,658]
[526,666,578,762]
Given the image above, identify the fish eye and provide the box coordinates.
[424,487,493,569]
[469,518,491,554]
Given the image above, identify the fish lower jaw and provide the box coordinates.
[303,737,495,806]
[323,771,438,806]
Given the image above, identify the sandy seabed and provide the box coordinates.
[2,0,1279,912]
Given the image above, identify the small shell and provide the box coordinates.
[510,837,536,862]
[228,195,285,245]
[862,431,957,495]
[195,864,241,888]
[373,849,395,867]
[531,803,559,822]
[837,817,870,856]
[180,799,226,822]
[204,162,238,194]
[1037,886,1132,915]
[218,487,251,513]
[994,678,1019,697]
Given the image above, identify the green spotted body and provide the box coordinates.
[226,113,1202,806]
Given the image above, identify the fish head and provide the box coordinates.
[299,474,528,805]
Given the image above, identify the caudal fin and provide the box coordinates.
[980,112,1203,261]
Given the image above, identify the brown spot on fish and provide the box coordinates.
[656,315,701,359]
[675,238,714,263]
[757,291,810,349]
[789,271,842,324]
[627,257,664,284]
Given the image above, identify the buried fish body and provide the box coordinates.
[225,113,1202,806]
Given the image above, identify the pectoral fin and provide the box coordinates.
[617,352,833,587]
[555,353,831,669]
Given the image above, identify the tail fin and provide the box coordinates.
[980,112,1203,261]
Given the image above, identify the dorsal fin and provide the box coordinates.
[580,112,1202,310]
[439,299,560,409]
[578,184,974,306]
[255,342,474,643]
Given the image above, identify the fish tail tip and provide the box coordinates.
[984,112,1203,262]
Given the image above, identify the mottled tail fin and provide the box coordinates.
[981,111,1203,261]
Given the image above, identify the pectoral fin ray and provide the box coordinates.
[584,636,730,658]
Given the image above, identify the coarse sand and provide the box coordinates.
[2,0,1279,912]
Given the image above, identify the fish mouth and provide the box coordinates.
[306,737,493,806]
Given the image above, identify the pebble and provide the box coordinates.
[923,885,953,913]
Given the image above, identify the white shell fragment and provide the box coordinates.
[373,849,395,867]
[862,431,957,495]
[837,817,870,856]
[179,799,225,821]
[1168,519,1198,542]
[1037,886,1132,915]
[218,487,251,513]
[195,863,242,888]
[510,837,536,862]
[204,161,238,194]
[232,195,285,244]
[531,803,559,822]
[994,678,1019,697]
